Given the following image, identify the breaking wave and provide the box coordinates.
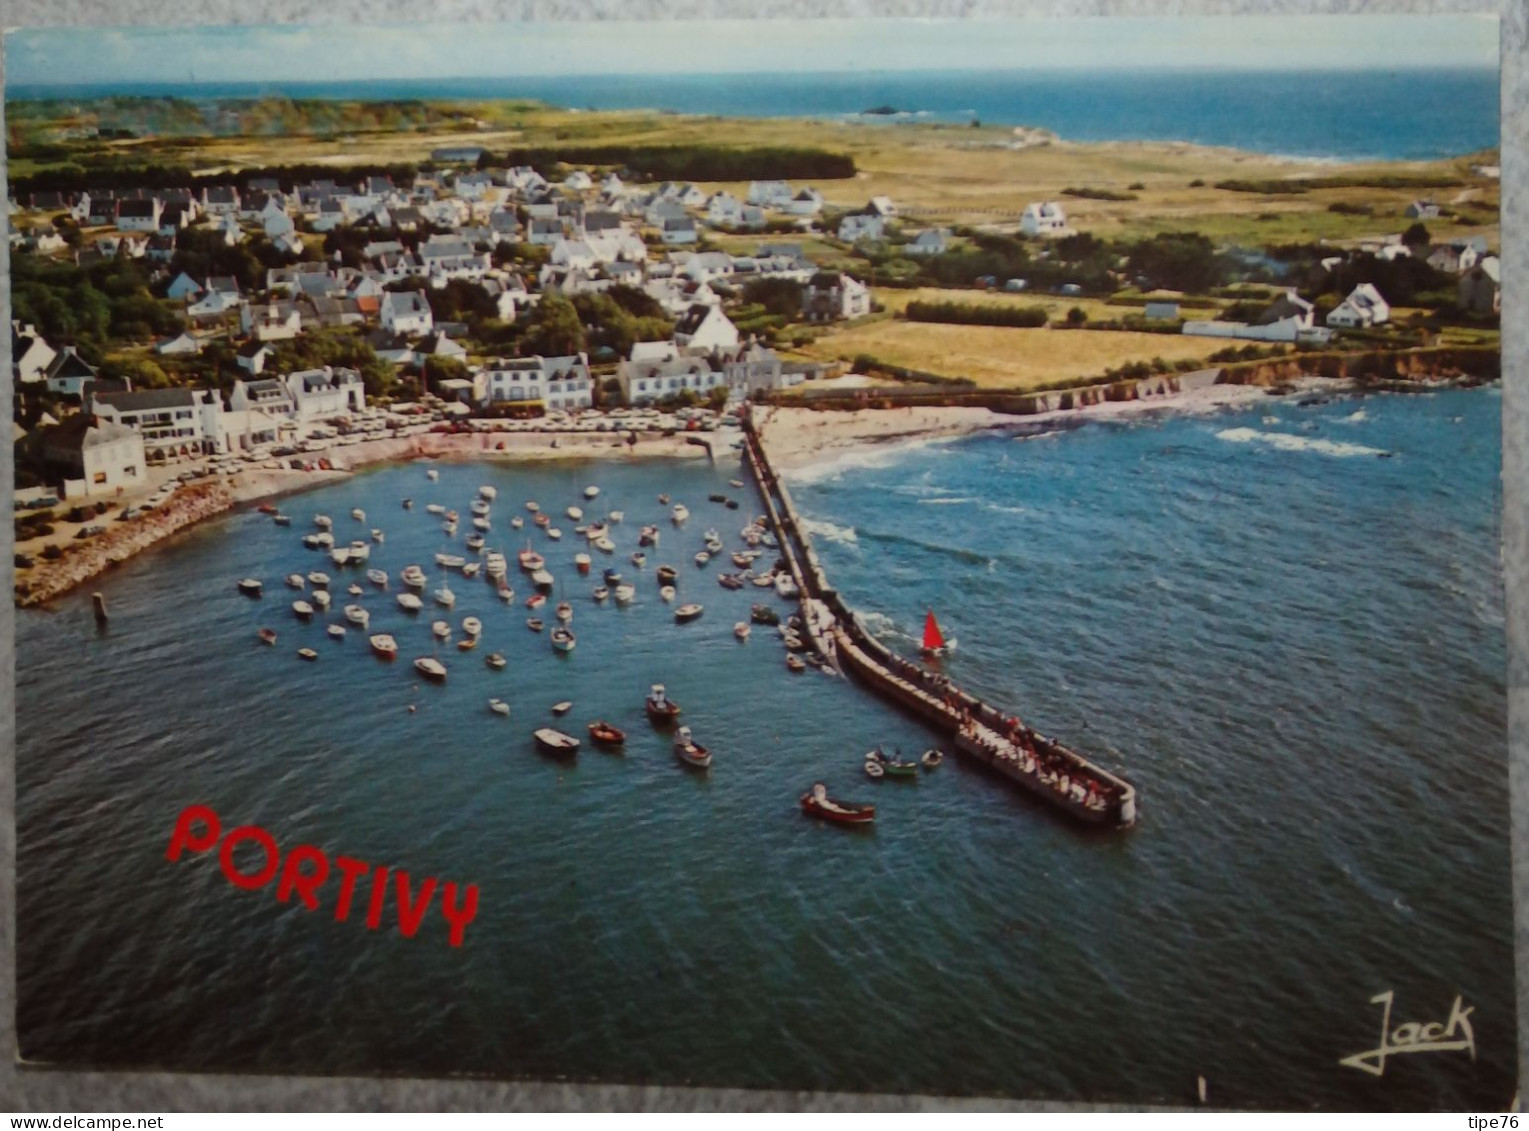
[1216,428,1389,459]
[797,517,858,546]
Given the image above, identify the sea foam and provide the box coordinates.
[1216,428,1388,459]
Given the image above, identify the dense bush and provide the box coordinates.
[904,301,1048,328]
[497,144,855,182]
[1062,186,1138,201]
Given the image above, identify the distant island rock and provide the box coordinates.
[861,105,901,116]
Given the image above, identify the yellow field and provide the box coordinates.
[794,321,1257,390]
[873,287,1212,322]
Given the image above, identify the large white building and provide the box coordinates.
[1326,283,1391,329]
[91,387,224,461]
[1020,201,1070,237]
[380,290,435,336]
[284,367,366,420]
[482,354,594,412]
[44,415,147,498]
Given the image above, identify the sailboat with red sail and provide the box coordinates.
[921,610,955,657]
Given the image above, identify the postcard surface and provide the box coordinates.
[6,16,1511,1109]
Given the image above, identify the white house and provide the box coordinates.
[91,387,224,459]
[166,272,204,301]
[482,353,593,411]
[1459,257,1501,315]
[43,347,100,399]
[662,217,699,246]
[202,186,240,216]
[905,228,949,257]
[229,378,296,419]
[12,323,57,385]
[747,181,795,208]
[564,171,594,192]
[673,304,741,353]
[706,192,744,227]
[803,272,871,322]
[784,188,824,216]
[838,213,885,243]
[1427,244,1478,274]
[1326,283,1391,329]
[380,290,435,336]
[285,366,366,420]
[237,342,273,374]
[527,218,564,246]
[155,331,202,357]
[116,198,162,232]
[1020,201,1070,237]
[44,414,147,498]
[187,290,241,322]
[866,196,897,219]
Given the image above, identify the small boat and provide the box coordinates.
[718,574,744,591]
[238,578,263,597]
[532,569,555,590]
[921,749,944,770]
[775,575,799,599]
[527,593,547,610]
[673,725,712,770]
[272,514,292,526]
[314,515,333,530]
[331,547,353,567]
[498,586,515,603]
[471,500,491,517]
[658,494,671,505]
[751,574,776,589]
[646,684,681,724]
[312,590,332,610]
[414,656,447,681]
[466,533,486,552]
[308,571,330,587]
[588,721,626,748]
[347,539,370,560]
[292,600,315,619]
[426,504,446,515]
[401,565,427,588]
[402,498,413,510]
[614,584,635,603]
[705,537,724,555]
[656,566,678,586]
[575,553,592,575]
[327,624,347,641]
[603,568,623,585]
[584,485,600,499]
[457,637,478,652]
[527,618,545,632]
[519,549,545,572]
[608,510,624,524]
[547,528,564,541]
[552,701,574,715]
[479,485,497,502]
[473,517,492,533]
[258,627,278,645]
[434,586,457,608]
[461,563,480,579]
[709,494,726,504]
[786,654,806,673]
[351,508,366,522]
[800,782,875,826]
[443,522,458,537]
[659,586,676,603]
[489,698,511,716]
[369,634,398,659]
[397,592,423,612]
[594,537,616,555]
[751,604,780,626]
[567,506,584,521]
[526,501,540,513]
[866,746,920,778]
[486,652,507,670]
[432,621,452,640]
[550,627,576,653]
[313,532,334,548]
[555,602,573,623]
[631,552,647,568]
[368,569,388,587]
[725,500,739,509]
[534,513,551,528]
[298,647,319,662]
[372,528,385,543]
[920,610,956,657]
[347,583,364,597]
[731,552,753,569]
[435,553,466,569]
[511,516,524,529]
[534,728,580,756]
[729,479,744,489]
[426,469,440,481]
[639,526,660,547]
[485,553,508,577]
[445,510,459,524]
[675,603,704,623]
[734,622,751,640]
[257,504,277,515]
[671,504,689,524]
[592,586,610,602]
[344,604,370,627]
[462,616,483,637]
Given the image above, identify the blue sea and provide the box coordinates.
[15,386,1511,1107]
[6,68,1499,162]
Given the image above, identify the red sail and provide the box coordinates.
[923,611,945,651]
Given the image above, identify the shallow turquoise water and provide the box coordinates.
[17,387,1512,1107]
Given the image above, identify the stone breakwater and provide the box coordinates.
[16,482,237,608]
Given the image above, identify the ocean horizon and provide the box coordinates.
[6,67,1500,163]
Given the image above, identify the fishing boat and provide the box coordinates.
[344,605,370,627]
[466,533,486,552]
[646,684,681,724]
[567,506,584,521]
[397,592,424,612]
[426,504,446,515]
[575,553,592,575]
[694,552,711,567]
[292,600,314,619]
[552,701,573,715]
[401,565,427,589]
[298,647,319,662]
[799,782,875,826]
[671,504,689,524]
[434,586,457,608]
[314,515,333,530]
[675,603,704,623]
[426,469,440,481]
[327,624,347,641]
[920,610,956,657]
[614,584,636,603]
[368,569,388,587]
[656,565,678,586]
[555,602,573,623]
[527,617,545,632]
[631,552,647,568]
[432,621,452,640]
[526,593,547,610]
[673,726,712,770]
[532,569,555,591]
[414,657,447,681]
[369,634,398,659]
[479,485,497,502]
[534,728,580,756]
[331,547,353,567]
[786,654,806,673]
[750,604,780,626]
[511,516,524,530]
[603,568,623,585]
[865,746,920,778]
[312,590,332,611]
[639,525,660,547]
[584,485,600,500]
[486,652,507,670]
[462,616,483,637]
[550,627,576,653]
[308,571,330,588]
[734,622,751,640]
[457,636,478,652]
[921,749,944,770]
[659,586,676,603]
[489,698,511,716]
[435,553,466,569]
[238,578,263,597]
[347,583,364,597]
[351,508,366,522]
[462,563,480,579]
[372,528,385,544]
[592,586,610,602]
[258,628,278,645]
[588,721,626,748]
[272,514,292,526]
[518,548,545,573]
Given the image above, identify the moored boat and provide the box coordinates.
[519,548,545,572]
[372,528,385,543]
[594,536,615,554]
[800,782,875,826]
[674,603,704,623]
[511,516,524,529]
[592,586,610,602]
[368,568,388,587]
[258,627,278,645]
[526,501,540,513]
[397,592,423,612]
[673,726,712,770]
[331,547,353,567]
[298,647,319,662]
[478,485,497,502]
[588,721,626,748]
[659,585,676,603]
[786,654,806,673]
[526,593,547,610]
[631,551,647,568]
[426,468,440,481]
[432,620,451,640]
[402,498,413,510]
[466,533,486,552]
[272,513,292,526]
[534,727,580,756]
[671,504,689,524]
[473,517,492,533]
[462,616,483,637]
[314,514,333,529]
[486,652,507,670]
[401,565,427,589]
[292,600,314,619]
[614,584,636,603]
[527,618,545,632]
[646,683,681,724]
[751,604,780,626]
[351,508,366,522]
[547,528,563,541]
[555,602,573,623]
[567,505,584,521]
[434,586,457,608]
[694,551,711,568]
[734,622,751,640]
[414,656,447,681]
[532,569,555,590]
[308,571,330,587]
[369,633,398,659]
[311,591,331,611]
[462,562,480,579]
[584,485,600,500]
[344,604,370,627]
[327,624,347,641]
[865,746,920,778]
[639,525,660,547]
[435,553,466,569]
[426,503,446,515]
[575,553,592,575]
[921,749,944,770]
[347,583,364,597]
[237,578,263,597]
[457,636,478,652]
[489,698,511,716]
[550,627,576,653]
[656,565,678,586]
[552,701,573,715]
[348,538,371,559]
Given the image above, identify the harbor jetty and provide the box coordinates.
[740,408,1139,829]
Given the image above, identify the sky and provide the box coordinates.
[3,16,1500,88]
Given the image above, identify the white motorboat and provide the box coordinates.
[674,603,703,623]
[314,514,333,529]
[344,604,370,627]
[519,549,545,572]
[526,501,540,513]
[466,533,486,552]
[434,586,457,608]
[369,633,398,659]
[671,504,689,524]
[462,563,481,580]
[555,602,573,623]
[594,537,615,554]
[575,553,592,576]
[489,698,511,716]
[292,600,314,619]
[639,526,660,547]
[312,590,331,610]
[592,586,609,602]
[734,622,751,640]
[585,522,609,542]
[660,585,676,603]
[433,620,452,640]
[486,552,508,576]
[498,586,515,603]
[327,624,347,641]
[435,553,467,569]
[608,510,624,524]
[511,516,524,529]
[238,578,264,597]
[775,575,799,599]
[331,547,353,567]
[550,627,576,653]
[426,503,446,515]
[547,528,563,541]
[368,569,388,587]
[371,528,385,543]
[443,522,458,536]
[308,571,330,587]
[615,583,636,604]
[471,500,491,517]
[532,568,555,590]
[397,592,424,612]
[348,540,370,562]
[694,552,711,567]
[414,656,446,680]
[479,485,497,502]
[463,616,483,638]
[584,485,600,499]
[286,573,306,589]
[351,508,366,522]
[426,469,440,481]
[631,552,647,568]
[567,506,584,521]
[347,583,364,597]
[401,565,427,589]
[473,517,491,532]
[314,532,334,548]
